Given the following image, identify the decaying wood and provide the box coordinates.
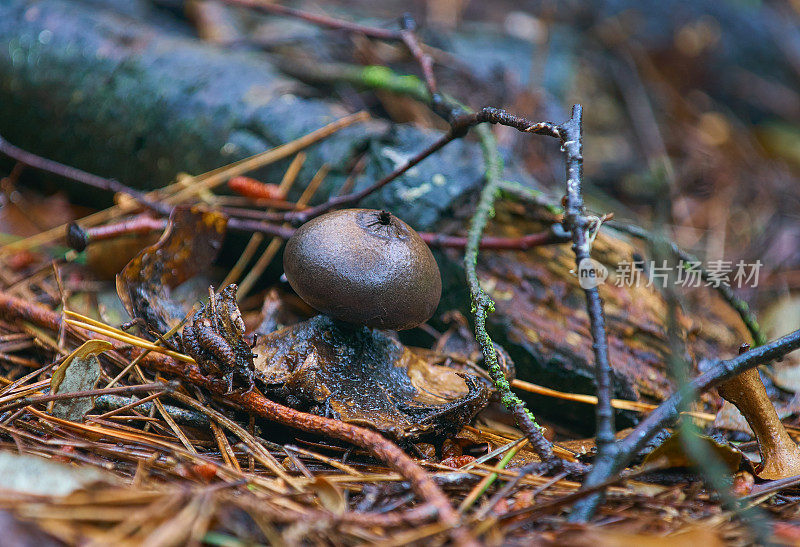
[441,202,750,428]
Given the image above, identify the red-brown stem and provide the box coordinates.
[0,291,472,544]
[70,215,295,248]
[399,15,437,94]
[227,176,285,200]
[75,213,566,253]
[84,216,166,241]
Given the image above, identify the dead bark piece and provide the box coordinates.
[254,315,490,443]
[439,203,750,428]
[717,368,800,480]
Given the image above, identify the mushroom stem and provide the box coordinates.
[718,368,800,479]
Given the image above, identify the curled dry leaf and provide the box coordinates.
[116,206,227,334]
[309,476,346,515]
[50,339,111,421]
[253,315,490,442]
[642,430,743,472]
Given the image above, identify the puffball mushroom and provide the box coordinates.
[273,209,488,441]
[283,209,442,330]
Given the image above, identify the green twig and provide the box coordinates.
[458,438,526,512]
[462,125,554,460]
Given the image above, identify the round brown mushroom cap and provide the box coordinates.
[283,209,442,330]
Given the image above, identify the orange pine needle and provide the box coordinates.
[228,176,285,200]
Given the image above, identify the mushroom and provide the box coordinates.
[115,206,488,441]
[268,208,487,442]
[718,350,800,479]
[283,208,442,331]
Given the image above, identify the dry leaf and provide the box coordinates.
[50,340,111,421]
[0,451,116,496]
[116,206,227,334]
[643,430,742,472]
[309,476,346,515]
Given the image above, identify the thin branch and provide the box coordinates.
[553,105,618,517]
[221,1,439,102]
[70,213,568,252]
[399,14,437,94]
[66,216,166,252]
[452,108,562,138]
[0,133,305,247]
[623,327,800,461]
[241,107,562,227]
[569,326,800,520]
[271,130,458,224]
[0,133,169,216]
[420,227,569,250]
[66,215,296,252]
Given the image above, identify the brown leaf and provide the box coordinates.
[116,206,227,334]
[50,340,110,422]
[309,476,346,515]
[643,430,742,472]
